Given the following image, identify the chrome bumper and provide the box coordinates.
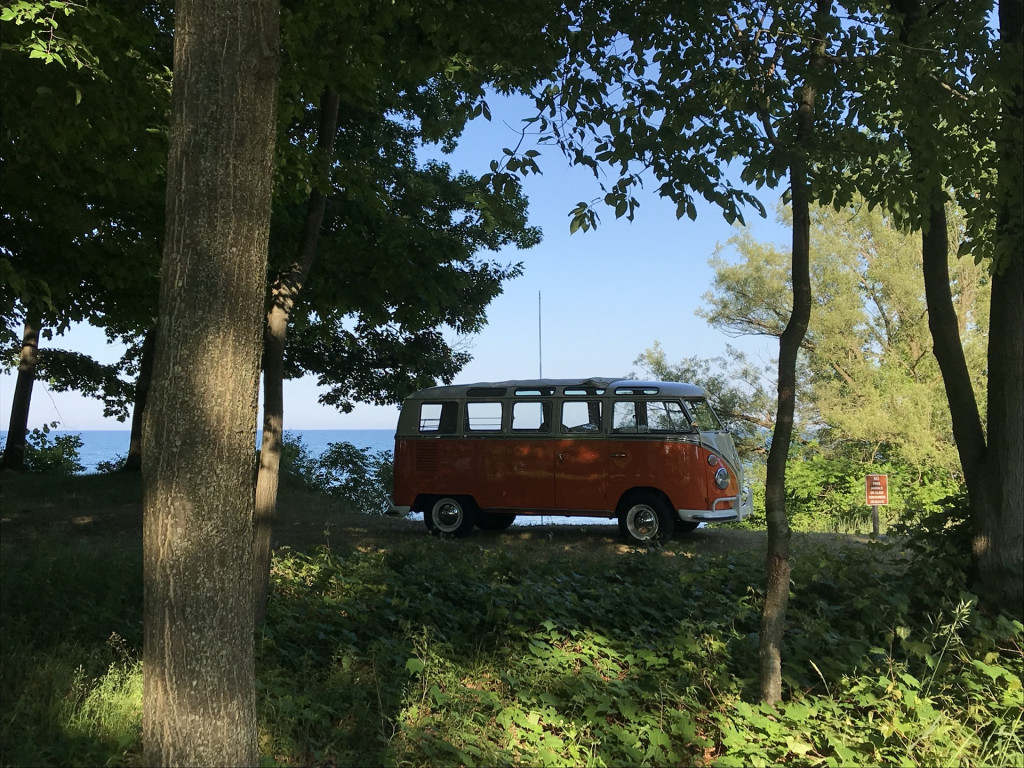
[385,495,411,517]
[679,486,753,523]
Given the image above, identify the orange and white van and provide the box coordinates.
[389,378,753,543]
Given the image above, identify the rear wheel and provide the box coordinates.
[428,496,477,538]
[619,492,675,544]
[477,513,517,531]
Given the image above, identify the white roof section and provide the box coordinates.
[404,378,708,399]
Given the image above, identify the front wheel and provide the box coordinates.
[619,493,675,544]
[427,496,477,538]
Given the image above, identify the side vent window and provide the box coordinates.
[466,401,503,432]
[560,400,603,433]
[419,402,458,434]
[512,401,552,432]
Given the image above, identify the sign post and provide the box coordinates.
[865,474,889,536]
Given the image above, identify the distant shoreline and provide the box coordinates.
[3,428,396,474]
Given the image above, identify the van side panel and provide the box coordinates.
[507,439,557,509]
[606,437,708,510]
[448,438,506,506]
[554,438,609,511]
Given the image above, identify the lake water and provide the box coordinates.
[1,429,395,474]
[2,428,612,527]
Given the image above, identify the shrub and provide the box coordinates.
[23,422,84,475]
[311,441,393,514]
[277,432,323,490]
[277,434,393,514]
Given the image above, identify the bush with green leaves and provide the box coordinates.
[21,422,85,474]
[278,433,393,514]
[784,440,963,534]
[95,454,127,473]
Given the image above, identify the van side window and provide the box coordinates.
[466,401,503,431]
[612,400,690,433]
[648,401,689,432]
[561,400,602,433]
[612,401,640,432]
[685,398,723,431]
[420,402,458,434]
[512,401,551,432]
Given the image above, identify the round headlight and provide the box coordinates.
[707,454,719,466]
[714,467,730,489]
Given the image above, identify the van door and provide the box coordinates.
[554,399,608,511]
[608,399,706,509]
[507,400,556,509]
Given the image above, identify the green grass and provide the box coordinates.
[1,473,1021,767]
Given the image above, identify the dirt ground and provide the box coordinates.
[271,509,879,559]
[0,473,875,558]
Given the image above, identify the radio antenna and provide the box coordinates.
[538,290,543,378]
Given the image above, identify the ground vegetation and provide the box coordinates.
[1,469,1020,767]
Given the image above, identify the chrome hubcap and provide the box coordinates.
[433,500,462,532]
[627,505,658,540]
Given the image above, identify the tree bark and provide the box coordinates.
[896,0,1023,617]
[253,87,339,628]
[141,1,279,765]
[758,1,824,703]
[981,253,1024,615]
[979,0,1024,616]
[759,155,811,703]
[1,314,40,472]
[919,202,992,496]
[123,327,156,473]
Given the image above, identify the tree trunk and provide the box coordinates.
[897,0,1023,617]
[758,2,823,702]
[919,202,993,508]
[123,328,156,473]
[978,0,1024,616]
[759,155,811,703]
[1,314,41,472]
[253,87,339,628]
[981,253,1024,615]
[141,1,279,765]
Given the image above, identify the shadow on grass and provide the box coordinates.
[4,472,1016,766]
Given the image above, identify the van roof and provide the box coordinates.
[403,378,708,399]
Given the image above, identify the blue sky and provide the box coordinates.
[1,95,786,432]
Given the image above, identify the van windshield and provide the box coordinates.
[685,398,723,431]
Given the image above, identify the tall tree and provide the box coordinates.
[700,201,989,523]
[703,202,988,474]
[1,0,168,461]
[251,0,562,624]
[140,0,278,763]
[253,86,339,626]
[985,0,1024,614]
[0,315,40,471]
[854,0,1023,613]
[528,0,853,702]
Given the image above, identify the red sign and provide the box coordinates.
[866,474,889,506]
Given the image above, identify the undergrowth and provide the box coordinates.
[1,503,1020,766]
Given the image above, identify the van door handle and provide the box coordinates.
[558,453,564,462]
[611,452,627,458]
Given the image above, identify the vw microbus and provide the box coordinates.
[389,378,753,543]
